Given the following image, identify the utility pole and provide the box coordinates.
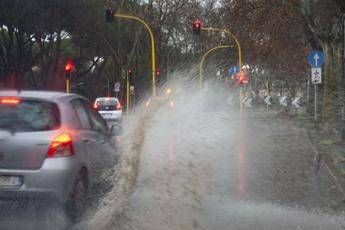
[341,14,345,141]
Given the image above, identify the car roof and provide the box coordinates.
[95,97,119,101]
[0,90,80,101]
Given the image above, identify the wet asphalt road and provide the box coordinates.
[106,105,345,230]
[1,104,345,230]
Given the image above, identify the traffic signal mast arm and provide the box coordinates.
[199,45,230,89]
[202,27,242,69]
[114,13,157,96]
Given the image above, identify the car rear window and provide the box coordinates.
[0,98,60,132]
[96,98,118,111]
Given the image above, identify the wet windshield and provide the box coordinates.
[0,1,345,230]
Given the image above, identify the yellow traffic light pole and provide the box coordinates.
[201,27,244,115]
[126,71,130,113]
[201,27,242,68]
[114,14,157,96]
[66,80,70,94]
[199,45,230,89]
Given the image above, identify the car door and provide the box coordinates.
[70,99,97,170]
[83,101,117,171]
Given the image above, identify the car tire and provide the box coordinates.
[65,169,88,222]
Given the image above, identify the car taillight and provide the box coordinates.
[47,133,74,158]
[93,103,98,111]
[116,102,122,110]
[0,98,20,105]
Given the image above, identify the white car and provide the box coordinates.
[94,97,122,123]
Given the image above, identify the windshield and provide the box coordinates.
[0,98,60,132]
[1,1,345,230]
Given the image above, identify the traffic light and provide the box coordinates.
[236,71,249,85]
[155,68,161,77]
[192,19,201,35]
[127,69,132,77]
[105,9,114,23]
[65,60,75,80]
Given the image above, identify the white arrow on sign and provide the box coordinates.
[292,97,301,109]
[241,96,248,104]
[244,98,253,108]
[279,96,288,107]
[264,96,271,105]
[313,54,320,67]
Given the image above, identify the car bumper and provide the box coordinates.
[99,111,122,121]
[0,157,80,203]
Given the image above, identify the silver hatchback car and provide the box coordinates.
[0,91,118,220]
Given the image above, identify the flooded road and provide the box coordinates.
[1,84,345,230]
[86,84,345,230]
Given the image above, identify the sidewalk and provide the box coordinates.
[281,110,345,189]
[245,107,345,189]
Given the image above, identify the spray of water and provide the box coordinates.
[75,65,345,230]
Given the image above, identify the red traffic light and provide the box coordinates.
[155,68,161,76]
[193,19,201,35]
[236,71,249,85]
[65,60,75,72]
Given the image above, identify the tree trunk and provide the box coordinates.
[321,41,343,126]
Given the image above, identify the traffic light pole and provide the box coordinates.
[240,86,244,117]
[199,45,230,89]
[66,79,70,94]
[114,14,157,97]
[201,27,244,115]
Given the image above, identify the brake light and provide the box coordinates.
[116,102,122,110]
[0,98,20,104]
[47,133,74,158]
[93,102,98,110]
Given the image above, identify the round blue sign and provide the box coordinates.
[228,66,239,75]
[308,51,324,67]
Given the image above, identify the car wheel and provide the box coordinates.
[65,169,88,222]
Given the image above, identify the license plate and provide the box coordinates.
[0,176,21,187]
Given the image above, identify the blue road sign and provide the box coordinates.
[228,66,239,75]
[308,51,324,67]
